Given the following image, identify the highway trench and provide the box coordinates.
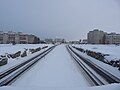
[11,45,90,87]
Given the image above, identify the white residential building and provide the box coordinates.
[0,31,40,44]
[105,33,120,44]
[87,29,105,44]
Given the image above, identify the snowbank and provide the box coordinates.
[0,44,53,72]
[73,44,120,61]
[71,45,120,79]
[0,83,120,90]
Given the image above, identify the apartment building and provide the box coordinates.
[0,32,3,44]
[54,38,65,44]
[105,33,120,44]
[0,31,40,44]
[44,38,54,44]
[87,29,120,44]
[87,29,105,44]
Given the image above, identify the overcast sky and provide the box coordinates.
[0,0,120,40]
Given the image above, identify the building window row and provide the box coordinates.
[0,31,40,44]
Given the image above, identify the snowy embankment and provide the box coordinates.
[0,82,120,90]
[70,45,120,78]
[72,44,120,70]
[73,44,120,61]
[0,44,53,72]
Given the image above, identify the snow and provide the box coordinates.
[72,44,120,61]
[0,44,53,72]
[11,45,89,87]
[0,44,120,90]
[0,44,52,55]
[0,83,120,90]
[70,45,120,79]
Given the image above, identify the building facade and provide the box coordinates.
[87,29,105,44]
[82,39,87,44]
[44,38,54,44]
[54,38,65,44]
[105,33,120,44]
[87,29,120,44]
[0,31,40,44]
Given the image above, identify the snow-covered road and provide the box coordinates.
[11,45,89,87]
